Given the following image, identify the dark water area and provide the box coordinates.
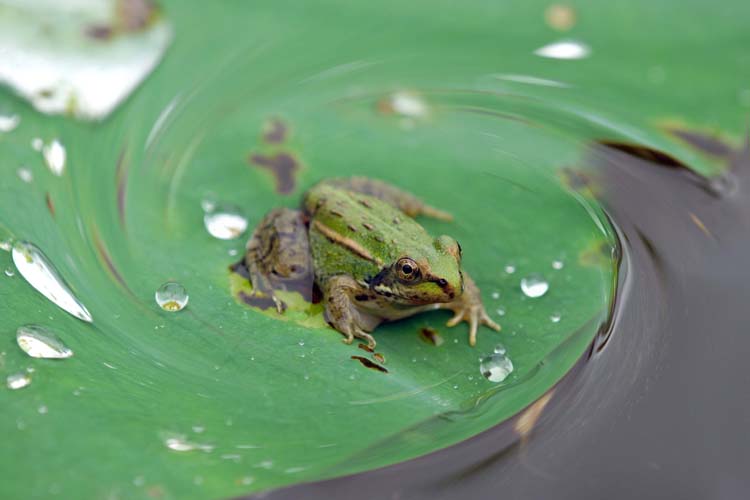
[244,138,750,499]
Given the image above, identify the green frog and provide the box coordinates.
[244,177,500,348]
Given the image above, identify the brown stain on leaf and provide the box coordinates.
[45,192,55,217]
[419,327,444,346]
[357,343,374,353]
[665,127,734,158]
[373,352,386,364]
[263,118,288,144]
[249,152,300,195]
[597,140,689,169]
[351,355,388,373]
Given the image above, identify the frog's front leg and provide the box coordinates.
[437,273,500,346]
[322,275,382,349]
[317,177,453,221]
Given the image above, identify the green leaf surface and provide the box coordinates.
[1,0,745,498]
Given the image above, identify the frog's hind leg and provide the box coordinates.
[322,274,381,349]
[244,207,313,313]
[316,177,453,221]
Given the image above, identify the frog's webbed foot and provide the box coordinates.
[323,275,380,349]
[439,273,500,346]
[317,177,453,221]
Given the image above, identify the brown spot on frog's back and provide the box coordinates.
[249,152,300,194]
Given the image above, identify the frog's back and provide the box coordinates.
[304,182,433,283]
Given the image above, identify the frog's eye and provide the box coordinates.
[396,258,420,282]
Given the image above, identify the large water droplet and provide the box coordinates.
[480,352,514,383]
[0,113,20,132]
[520,274,549,298]
[155,281,189,311]
[42,139,66,176]
[16,325,73,359]
[11,241,93,322]
[203,205,248,240]
[7,372,32,390]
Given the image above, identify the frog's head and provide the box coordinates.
[370,235,463,305]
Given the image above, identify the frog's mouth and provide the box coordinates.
[369,268,460,305]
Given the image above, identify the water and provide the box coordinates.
[203,205,249,240]
[16,167,33,183]
[11,241,93,322]
[164,435,214,452]
[520,274,549,298]
[155,281,189,311]
[42,139,66,176]
[6,373,32,390]
[0,113,20,132]
[479,351,514,383]
[533,40,591,60]
[16,325,74,359]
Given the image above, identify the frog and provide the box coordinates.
[243,177,500,348]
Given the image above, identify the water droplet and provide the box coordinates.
[496,306,506,316]
[520,274,549,298]
[0,239,11,252]
[133,476,145,487]
[493,344,507,355]
[164,435,213,452]
[504,264,516,274]
[389,91,427,117]
[193,476,204,485]
[298,340,305,347]
[5,267,14,277]
[31,137,43,151]
[480,352,514,383]
[240,476,254,485]
[256,460,274,470]
[203,204,248,240]
[192,425,205,434]
[16,325,73,359]
[228,248,238,257]
[552,260,564,270]
[155,281,189,311]
[0,113,20,132]
[42,139,66,176]
[303,374,310,381]
[17,167,33,183]
[491,291,500,299]
[550,312,562,323]
[38,404,48,414]
[534,40,591,60]
[6,372,31,390]
[11,241,93,322]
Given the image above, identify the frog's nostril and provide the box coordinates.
[437,278,448,287]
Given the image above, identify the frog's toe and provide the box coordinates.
[271,295,287,314]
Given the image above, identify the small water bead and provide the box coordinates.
[0,240,11,252]
[491,291,500,299]
[155,281,189,311]
[164,435,213,452]
[552,260,564,270]
[42,139,66,176]
[17,167,33,183]
[550,312,562,323]
[7,372,31,390]
[298,340,305,347]
[5,267,14,277]
[480,352,514,383]
[389,91,427,117]
[31,137,43,151]
[534,40,591,60]
[520,274,549,298]
[12,241,93,322]
[504,264,516,274]
[16,325,73,359]
[493,344,507,355]
[0,113,20,132]
[240,476,254,485]
[203,204,248,240]
[496,306,506,316]
[38,404,48,414]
